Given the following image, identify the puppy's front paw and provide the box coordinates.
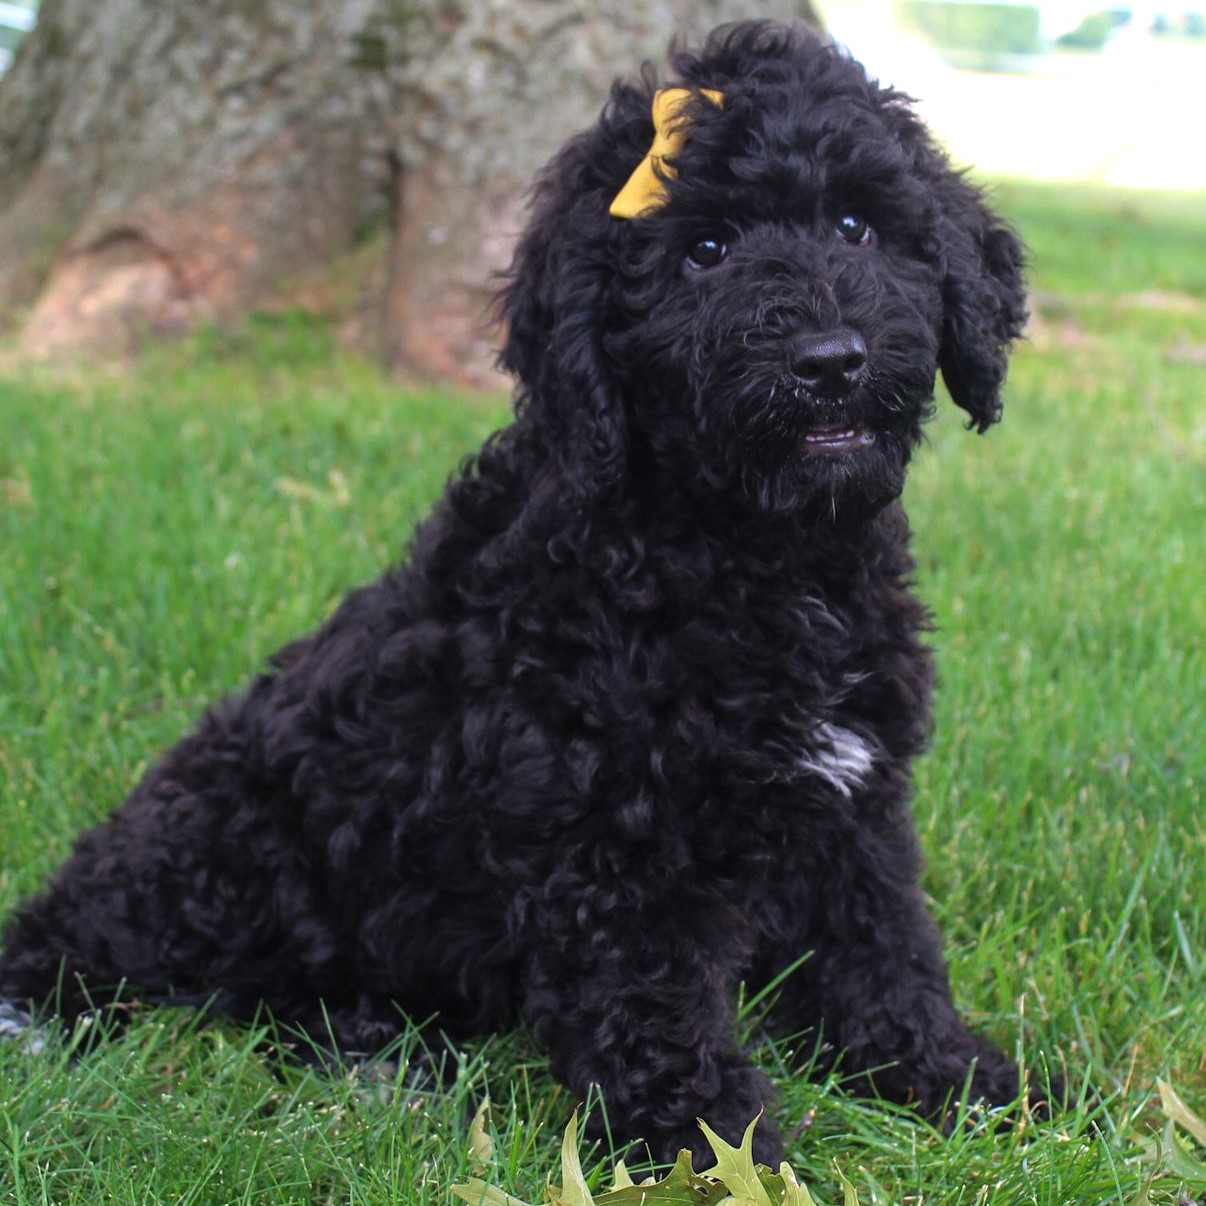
[937,1043,1068,1132]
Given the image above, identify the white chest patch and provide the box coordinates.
[798,722,875,797]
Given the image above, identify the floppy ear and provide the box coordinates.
[888,94,1028,432]
[932,175,1028,432]
[496,79,655,500]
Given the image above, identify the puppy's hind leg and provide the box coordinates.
[0,704,339,1032]
[0,998,47,1053]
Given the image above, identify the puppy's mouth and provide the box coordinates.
[799,423,877,457]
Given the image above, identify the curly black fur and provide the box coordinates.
[0,23,1044,1165]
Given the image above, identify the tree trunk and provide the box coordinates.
[0,0,390,353]
[0,0,819,381]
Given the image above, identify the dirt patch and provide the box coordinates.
[1119,290,1203,315]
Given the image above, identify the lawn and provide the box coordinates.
[1,181,1204,1204]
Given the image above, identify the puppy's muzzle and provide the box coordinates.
[789,328,868,400]
[784,328,877,456]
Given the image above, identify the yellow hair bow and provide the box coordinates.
[609,87,724,219]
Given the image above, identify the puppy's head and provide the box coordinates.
[498,21,1026,519]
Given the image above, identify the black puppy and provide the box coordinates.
[1,22,1045,1165]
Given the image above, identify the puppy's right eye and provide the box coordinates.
[836,212,873,246]
[686,236,729,270]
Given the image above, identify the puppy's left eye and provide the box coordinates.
[836,213,873,246]
[686,236,729,270]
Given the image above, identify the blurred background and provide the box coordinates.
[0,0,1202,376]
[826,0,1205,189]
[5,0,1202,185]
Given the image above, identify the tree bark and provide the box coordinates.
[0,0,390,353]
[0,0,819,381]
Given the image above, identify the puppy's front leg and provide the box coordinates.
[521,933,783,1168]
[772,850,1025,1121]
[818,902,1022,1116]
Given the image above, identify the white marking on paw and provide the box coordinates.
[0,999,47,1054]
[798,722,875,797]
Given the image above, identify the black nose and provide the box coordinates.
[790,329,868,398]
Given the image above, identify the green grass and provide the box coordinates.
[1,184,1205,1204]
